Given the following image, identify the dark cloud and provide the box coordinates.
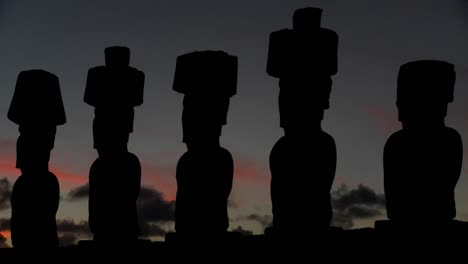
[58,233,79,247]
[331,184,386,229]
[333,184,386,211]
[330,213,353,230]
[0,216,167,247]
[0,218,89,247]
[239,214,272,228]
[56,219,91,246]
[0,218,10,231]
[0,177,12,210]
[65,184,174,239]
[140,222,169,237]
[67,184,89,201]
[231,226,253,236]
[137,186,175,223]
[347,206,382,218]
[0,233,10,248]
[57,219,89,234]
[66,183,175,223]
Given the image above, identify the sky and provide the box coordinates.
[0,0,468,246]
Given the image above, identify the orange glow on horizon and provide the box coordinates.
[0,160,20,177]
[49,168,87,185]
[0,231,11,239]
[0,155,87,190]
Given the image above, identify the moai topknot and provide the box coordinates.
[383,60,462,228]
[85,46,145,150]
[8,70,66,127]
[85,46,144,243]
[267,7,338,78]
[173,50,237,238]
[8,70,65,248]
[266,7,338,237]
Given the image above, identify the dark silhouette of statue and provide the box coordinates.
[266,7,338,236]
[84,46,144,243]
[172,51,237,238]
[8,70,66,248]
[383,60,462,227]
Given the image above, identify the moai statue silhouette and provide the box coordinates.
[266,7,338,236]
[84,46,144,243]
[384,61,462,228]
[8,70,66,248]
[172,51,237,239]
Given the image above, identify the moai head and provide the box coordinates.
[397,60,455,129]
[105,46,130,68]
[267,7,338,79]
[16,127,56,173]
[181,96,230,146]
[173,50,238,147]
[279,76,332,133]
[293,7,323,32]
[93,118,130,157]
[8,70,66,126]
[84,46,144,108]
[267,7,337,134]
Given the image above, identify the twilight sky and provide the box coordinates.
[1,0,468,245]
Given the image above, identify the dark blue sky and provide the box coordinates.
[0,0,467,236]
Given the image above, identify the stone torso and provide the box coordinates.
[175,147,233,234]
[270,131,336,230]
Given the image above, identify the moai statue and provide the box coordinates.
[8,70,66,248]
[383,60,462,228]
[84,46,144,243]
[172,51,237,239]
[266,7,338,236]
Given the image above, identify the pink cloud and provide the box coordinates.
[140,160,177,201]
[0,139,15,151]
[233,158,269,185]
[140,155,272,209]
[49,168,87,190]
[230,157,270,209]
[0,159,19,178]
[0,139,17,178]
[0,151,87,191]
[140,155,272,204]
[362,105,400,134]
